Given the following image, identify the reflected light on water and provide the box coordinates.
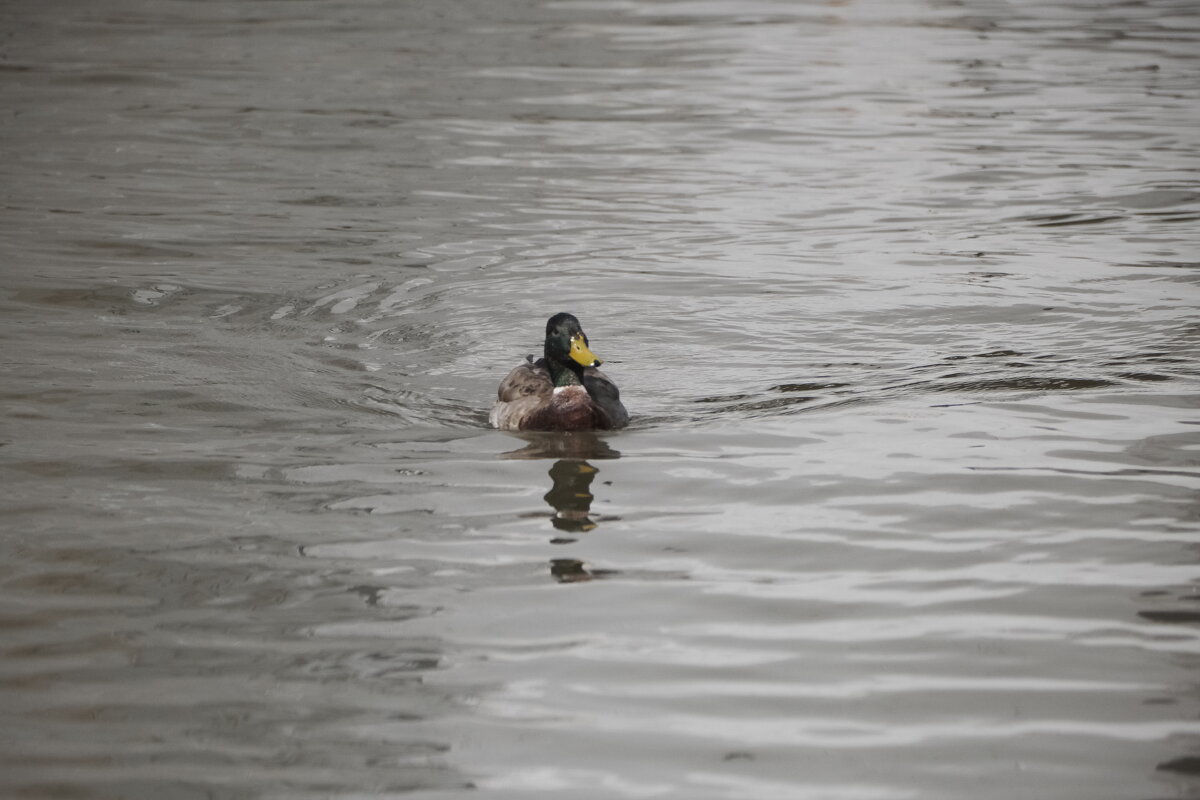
[1,0,1199,798]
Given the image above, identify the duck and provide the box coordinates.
[490,312,629,431]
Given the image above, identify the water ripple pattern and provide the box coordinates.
[1,1,1199,799]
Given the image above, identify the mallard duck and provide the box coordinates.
[490,312,629,431]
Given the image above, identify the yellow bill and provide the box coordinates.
[569,333,602,368]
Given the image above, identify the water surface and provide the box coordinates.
[2,0,1199,798]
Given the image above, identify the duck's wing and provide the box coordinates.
[496,356,552,402]
[490,357,553,429]
[583,367,629,429]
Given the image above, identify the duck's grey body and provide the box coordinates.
[490,355,628,432]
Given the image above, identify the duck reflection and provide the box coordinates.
[550,557,618,584]
[500,430,621,462]
[544,459,600,538]
[501,432,621,582]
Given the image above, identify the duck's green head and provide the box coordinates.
[545,312,602,382]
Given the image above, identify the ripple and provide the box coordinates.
[3,1,1199,799]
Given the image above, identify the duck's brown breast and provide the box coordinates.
[524,386,603,431]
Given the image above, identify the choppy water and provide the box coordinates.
[2,0,1200,798]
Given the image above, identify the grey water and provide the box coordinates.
[2,0,1199,798]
